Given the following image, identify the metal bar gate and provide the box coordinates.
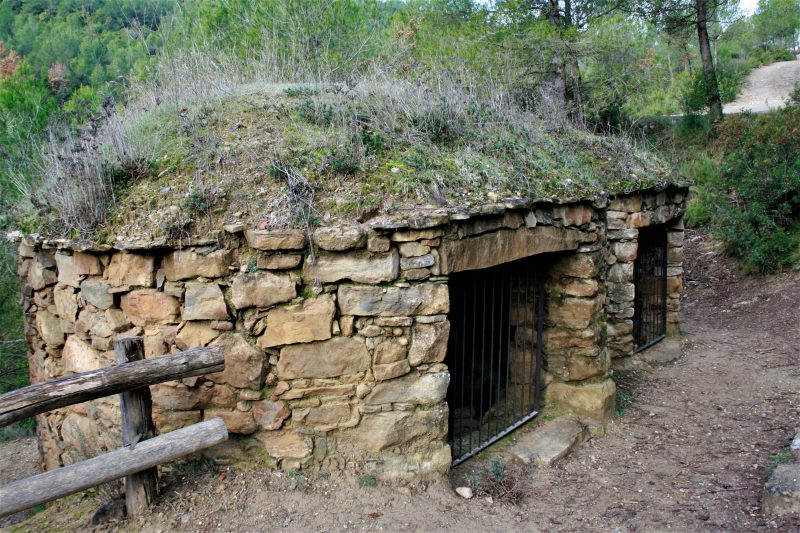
[446,257,545,466]
[634,227,668,352]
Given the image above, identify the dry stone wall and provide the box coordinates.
[604,190,685,361]
[12,186,686,478]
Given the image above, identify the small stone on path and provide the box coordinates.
[456,486,473,499]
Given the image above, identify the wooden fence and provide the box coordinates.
[0,337,228,519]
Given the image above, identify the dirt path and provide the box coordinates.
[1,230,799,532]
[724,58,800,114]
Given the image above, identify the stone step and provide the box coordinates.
[511,417,587,467]
[763,463,800,516]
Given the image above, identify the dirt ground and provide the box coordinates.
[724,58,800,114]
[1,229,799,532]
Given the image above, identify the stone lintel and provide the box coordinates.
[439,225,591,274]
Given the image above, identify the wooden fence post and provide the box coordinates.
[115,336,158,517]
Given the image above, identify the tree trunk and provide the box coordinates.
[546,0,569,111]
[695,0,723,123]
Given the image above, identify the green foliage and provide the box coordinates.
[357,474,377,487]
[767,450,792,475]
[688,107,800,272]
[754,0,800,50]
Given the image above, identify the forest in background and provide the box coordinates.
[0,0,798,436]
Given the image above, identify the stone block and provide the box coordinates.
[403,268,431,280]
[230,272,296,310]
[27,262,57,290]
[512,417,587,467]
[245,229,306,250]
[763,463,800,516]
[652,204,676,224]
[398,242,430,257]
[253,400,290,430]
[391,228,444,242]
[296,402,352,428]
[105,308,131,332]
[457,212,524,238]
[161,249,233,280]
[63,335,100,373]
[368,235,391,253]
[183,282,229,321]
[258,295,335,348]
[175,321,221,349]
[304,250,399,284]
[350,408,446,452]
[256,431,312,458]
[152,383,212,410]
[153,409,201,433]
[667,231,684,247]
[550,253,601,279]
[80,278,113,310]
[337,283,449,317]
[204,409,257,435]
[552,278,599,298]
[56,252,102,288]
[374,339,407,365]
[37,310,66,346]
[104,253,155,287]
[400,254,435,270]
[408,321,450,366]
[610,195,642,213]
[374,360,411,381]
[364,371,449,405]
[143,330,167,358]
[548,297,601,330]
[566,354,607,381]
[561,205,593,226]
[209,333,266,389]
[440,226,588,274]
[257,254,302,270]
[606,211,627,230]
[313,225,366,251]
[607,262,634,283]
[607,229,639,240]
[543,328,599,350]
[121,289,180,326]
[627,212,652,228]
[607,282,635,304]
[54,285,79,322]
[612,241,637,262]
[545,379,616,424]
[667,276,683,297]
[277,337,369,379]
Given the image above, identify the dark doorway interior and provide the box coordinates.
[446,256,546,465]
[634,226,668,351]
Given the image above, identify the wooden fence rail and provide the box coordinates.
[0,346,224,428]
[0,417,228,518]
[0,337,228,519]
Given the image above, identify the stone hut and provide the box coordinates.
[11,185,686,478]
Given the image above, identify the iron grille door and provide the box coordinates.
[634,227,668,351]
[446,257,545,466]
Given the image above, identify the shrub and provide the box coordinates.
[702,106,800,272]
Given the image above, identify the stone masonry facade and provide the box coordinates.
[12,186,686,479]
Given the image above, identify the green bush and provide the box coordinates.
[702,106,800,272]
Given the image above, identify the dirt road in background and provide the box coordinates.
[724,58,800,114]
[1,230,799,532]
